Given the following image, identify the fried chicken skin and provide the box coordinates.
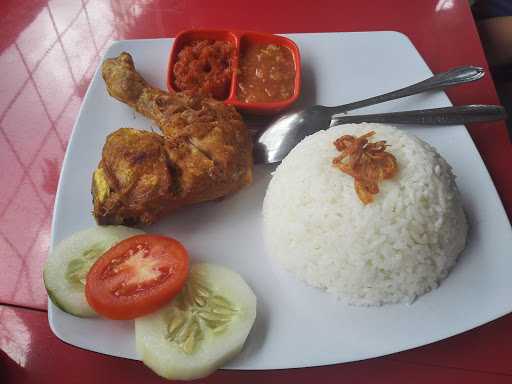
[93,52,253,225]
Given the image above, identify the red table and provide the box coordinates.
[1,0,511,382]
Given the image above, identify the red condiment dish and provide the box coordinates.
[167,29,302,115]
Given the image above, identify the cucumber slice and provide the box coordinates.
[43,225,144,317]
[135,263,257,380]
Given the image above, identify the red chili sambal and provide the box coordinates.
[237,44,295,103]
[173,40,233,100]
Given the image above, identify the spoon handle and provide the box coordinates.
[328,66,485,116]
[330,105,507,126]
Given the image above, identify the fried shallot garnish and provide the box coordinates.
[332,131,398,204]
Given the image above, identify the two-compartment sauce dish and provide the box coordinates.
[167,29,301,114]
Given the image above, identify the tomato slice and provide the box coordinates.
[85,234,189,320]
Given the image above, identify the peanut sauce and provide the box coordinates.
[237,44,295,103]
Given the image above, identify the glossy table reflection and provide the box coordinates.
[1,0,511,382]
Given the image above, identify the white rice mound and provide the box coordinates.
[262,123,468,306]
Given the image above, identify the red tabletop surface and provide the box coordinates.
[1,0,511,382]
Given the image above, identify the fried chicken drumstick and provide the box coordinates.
[92,52,253,225]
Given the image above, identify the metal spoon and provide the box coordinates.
[255,66,485,164]
[255,104,506,163]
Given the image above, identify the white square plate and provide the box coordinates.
[49,32,512,369]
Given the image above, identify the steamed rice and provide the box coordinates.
[262,123,467,305]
